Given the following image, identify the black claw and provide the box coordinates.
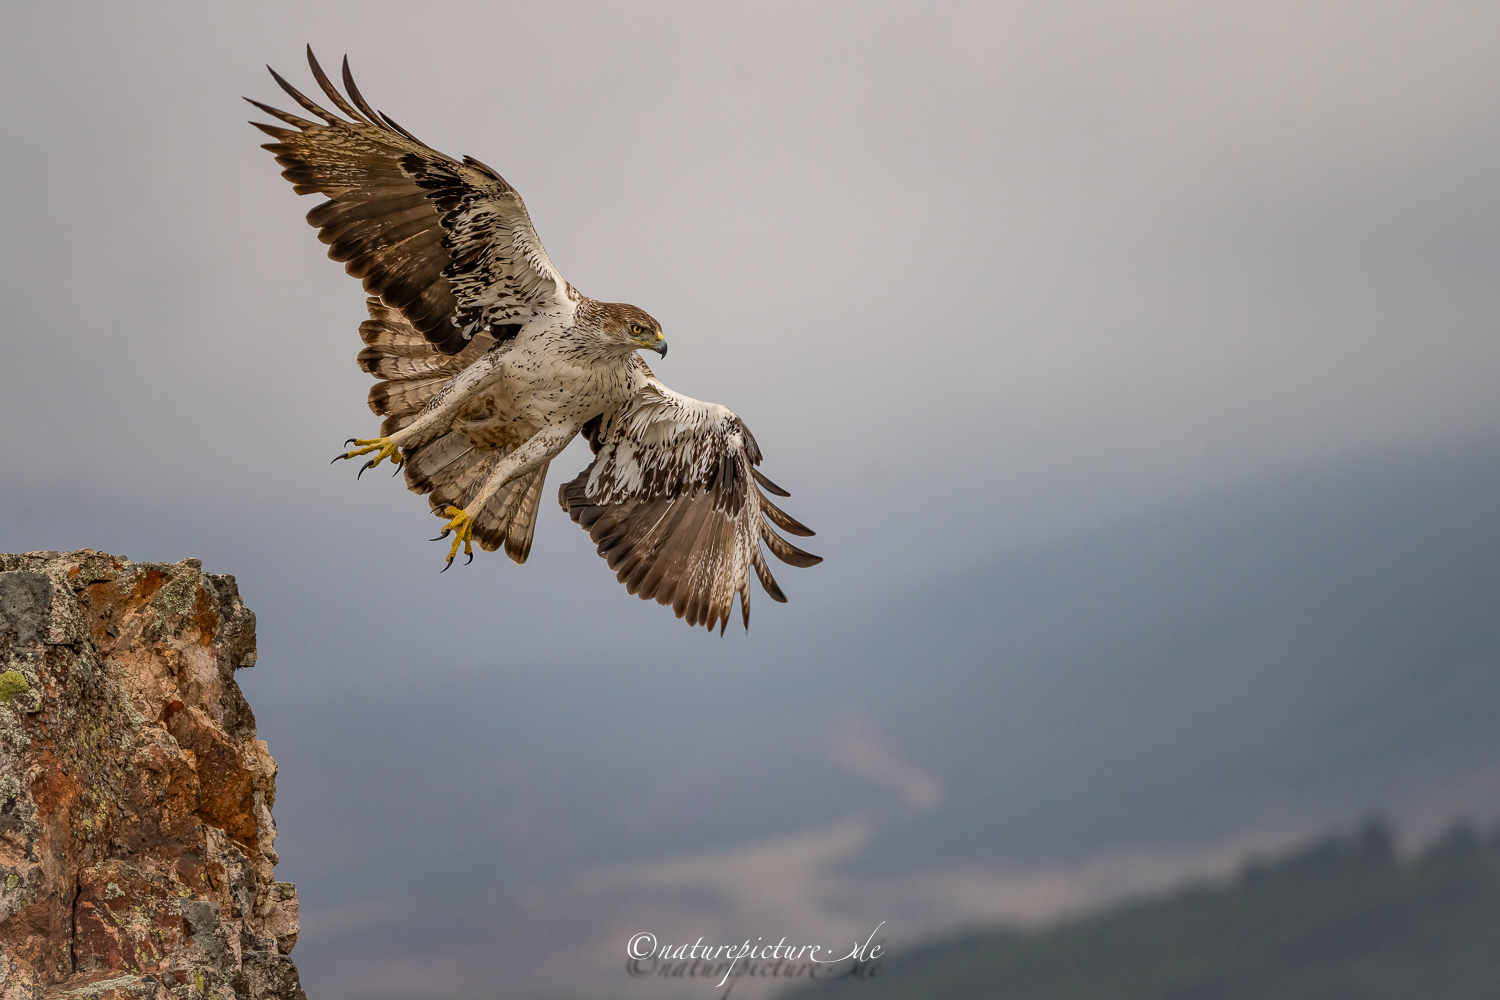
[465,551,474,565]
[330,453,348,465]
[429,530,451,541]
[345,438,358,447]
[440,557,454,573]
[391,463,403,477]
[357,459,376,480]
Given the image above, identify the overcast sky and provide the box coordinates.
[3,4,1500,999]
[6,2,1499,562]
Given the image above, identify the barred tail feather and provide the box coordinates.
[359,297,498,418]
[380,412,417,438]
[500,463,549,563]
[468,463,551,563]
[369,377,446,418]
[403,427,550,564]
[403,429,492,506]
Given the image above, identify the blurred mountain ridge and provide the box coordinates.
[782,817,1500,1000]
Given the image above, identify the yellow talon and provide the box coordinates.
[435,505,474,570]
[335,437,401,478]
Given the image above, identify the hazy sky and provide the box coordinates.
[6,2,1499,563]
[3,4,1500,999]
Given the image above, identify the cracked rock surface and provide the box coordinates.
[0,551,304,1000]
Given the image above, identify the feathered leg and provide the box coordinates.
[332,350,507,471]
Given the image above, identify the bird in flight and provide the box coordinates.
[249,48,819,632]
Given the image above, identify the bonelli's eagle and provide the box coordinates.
[249,49,819,633]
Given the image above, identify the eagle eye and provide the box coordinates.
[631,324,644,335]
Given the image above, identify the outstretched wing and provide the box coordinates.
[248,47,577,354]
[558,382,821,633]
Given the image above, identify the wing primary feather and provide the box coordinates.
[244,97,316,130]
[752,467,791,497]
[266,65,339,124]
[305,46,372,124]
[760,495,815,536]
[763,528,823,568]
[752,549,788,603]
[379,112,425,144]
[340,55,384,126]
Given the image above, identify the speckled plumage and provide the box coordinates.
[250,49,819,630]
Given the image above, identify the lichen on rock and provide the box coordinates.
[0,550,303,1000]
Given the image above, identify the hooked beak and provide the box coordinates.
[651,337,668,358]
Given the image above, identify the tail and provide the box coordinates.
[358,297,497,436]
[356,298,547,563]
[402,430,551,564]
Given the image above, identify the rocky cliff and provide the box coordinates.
[0,551,303,1000]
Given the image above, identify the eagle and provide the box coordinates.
[248,48,820,632]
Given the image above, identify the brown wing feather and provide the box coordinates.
[251,51,464,350]
[558,384,820,633]
[248,48,568,355]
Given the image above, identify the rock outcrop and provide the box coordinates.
[0,551,303,1000]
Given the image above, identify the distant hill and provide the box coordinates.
[784,821,1500,999]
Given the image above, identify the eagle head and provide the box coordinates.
[594,302,667,358]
